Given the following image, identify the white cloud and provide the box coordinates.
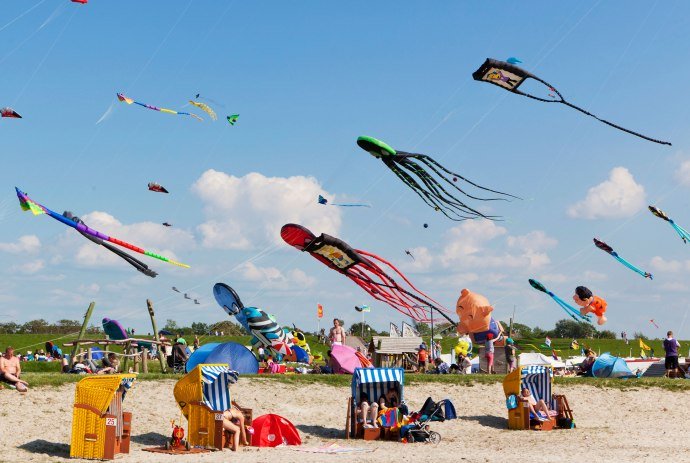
[234,261,316,290]
[57,211,194,271]
[649,256,686,273]
[0,235,41,254]
[440,221,555,270]
[12,259,45,274]
[567,167,646,219]
[192,170,341,250]
[674,159,690,187]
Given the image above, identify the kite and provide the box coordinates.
[71,0,87,3]
[356,135,518,221]
[226,114,239,125]
[405,249,415,260]
[573,286,608,325]
[184,293,191,299]
[593,238,652,279]
[281,223,454,323]
[317,195,371,208]
[194,299,200,305]
[162,222,172,227]
[1,107,22,118]
[472,58,672,146]
[16,187,189,270]
[649,206,690,244]
[62,211,157,278]
[194,93,224,107]
[423,223,428,228]
[148,182,169,193]
[529,279,592,323]
[189,101,217,121]
[506,57,522,64]
[650,319,659,329]
[354,305,370,313]
[172,287,180,292]
[117,93,202,121]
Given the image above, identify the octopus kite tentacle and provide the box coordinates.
[358,135,517,220]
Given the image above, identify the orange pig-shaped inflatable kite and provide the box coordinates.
[456,288,493,335]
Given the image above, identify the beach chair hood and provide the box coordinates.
[351,367,404,407]
[174,364,239,417]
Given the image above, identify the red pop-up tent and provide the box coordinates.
[251,414,301,447]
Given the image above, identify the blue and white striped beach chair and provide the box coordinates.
[348,368,404,439]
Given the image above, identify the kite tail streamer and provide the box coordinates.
[670,221,690,244]
[613,254,652,279]
[560,100,671,146]
[551,293,592,323]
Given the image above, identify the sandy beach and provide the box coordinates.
[0,378,687,463]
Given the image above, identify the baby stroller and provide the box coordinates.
[402,398,448,444]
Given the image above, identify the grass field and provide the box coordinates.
[2,333,689,393]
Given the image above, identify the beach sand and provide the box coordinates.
[0,378,686,463]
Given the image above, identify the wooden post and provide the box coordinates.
[133,351,140,373]
[147,299,167,373]
[142,348,149,373]
[70,302,95,366]
[122,342,130,373]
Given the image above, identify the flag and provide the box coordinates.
[317,303,323,319]
[551,349,559,361]
[639,339,651,351]
[570,340,579,350]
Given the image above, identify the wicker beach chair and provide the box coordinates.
[69,374,137,460]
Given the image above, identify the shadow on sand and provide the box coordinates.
[18,440,70,458]
[296,424,345,439]
[458,414,506,429]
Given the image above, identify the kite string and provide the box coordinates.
[0,0,47,34]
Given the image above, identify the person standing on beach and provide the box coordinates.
[484,333,496,374]
[663,330,681,377]
[329,319,346,346]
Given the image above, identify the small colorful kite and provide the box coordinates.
[404,249,415,261]
[189,101,217,121]
[117,93,202,121]
[16,187,189,270]
[148,182,169,193]
[281,223,454,323]
[226,114,239,125]
[357,136,518,221]
[71,0,88,3]
[649,206,690,244]
[317,195,371,208]
[649,319,659,329]
[1,107,22,118]
[472,58,671,145]
[593,238,652,279]
[529,279,592,323]
[506,57,522,64]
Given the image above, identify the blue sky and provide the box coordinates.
[2,1,690,339]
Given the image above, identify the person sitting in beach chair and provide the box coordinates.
[222,403,250,451]
[521,388,554,421]
[356,392,379,428]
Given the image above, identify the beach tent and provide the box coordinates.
[291,345,309,363]
[592,353,635,379]
[519,352,554,367]
[185,343,220,373]
[204,342,259,374]
[90,346,105,361]
[251,414,301,447]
